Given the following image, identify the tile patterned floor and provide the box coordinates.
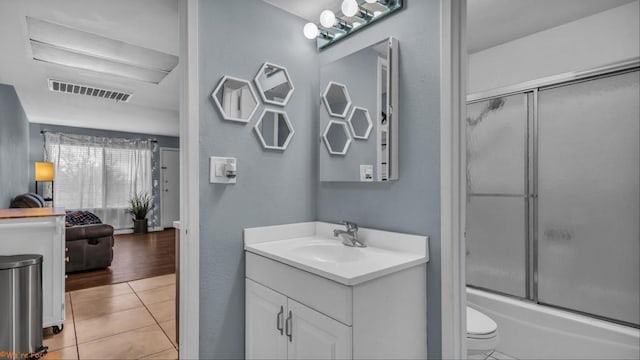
[43,274,177,360]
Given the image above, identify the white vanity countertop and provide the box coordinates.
[244,222,429,286]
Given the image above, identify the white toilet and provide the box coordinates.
[466,306,499,357]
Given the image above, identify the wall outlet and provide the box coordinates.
[210,156,237,184]
[360,165,373,182]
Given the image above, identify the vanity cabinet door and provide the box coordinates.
[246,279,287,360]
[287,298,352,360]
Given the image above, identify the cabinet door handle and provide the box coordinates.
[285,310,293,342]
[276,306,284,335]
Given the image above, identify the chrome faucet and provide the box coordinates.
[333,221,366,247]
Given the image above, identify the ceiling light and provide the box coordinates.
[31,41,169,84]
[26,17,178,84]
[365,0,377,3]
[303,22,319,39]
[341,0,359,17]
[320,10,337,28]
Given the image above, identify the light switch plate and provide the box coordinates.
[360,165,373,182]
[210,156,237,184]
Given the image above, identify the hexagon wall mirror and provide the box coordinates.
[254,62,295,106]
[322,120,352,156]
[348,107,373,140]
[322,81,352,118]
[211,76,259,123]
[254,109,294,151]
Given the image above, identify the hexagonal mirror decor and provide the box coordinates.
[254,109,294,151]
[322,81,352,118]
[211,76,259,123]
[254,62,295,106]
[348,107,373,140]
[322,120,352,156]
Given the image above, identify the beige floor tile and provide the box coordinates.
[71,283,133,304]
[146,299,175,323]
[43,319,76,351]
[75,307,156,344]
[49,345,79,360]
[73,293,143,321]
[142,348,178,360]
[128,274,176,292]
[159,319,177,347]
[65,297,73,320]
[136,284,176,306]
[77,325,173,360]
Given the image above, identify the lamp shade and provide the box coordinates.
[35,162,54,181]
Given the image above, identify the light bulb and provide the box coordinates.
[303,22,319,39]
[341,0,359,17]
[319,10,336,28]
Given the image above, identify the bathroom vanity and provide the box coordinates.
[244,222,429,359]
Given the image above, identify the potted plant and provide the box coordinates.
[128,192,152,234]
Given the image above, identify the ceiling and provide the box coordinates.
[0,0,179,136]
[467,0,637,53]
[264,0,342,22]
[263,0,636,53]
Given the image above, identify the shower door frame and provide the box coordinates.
[466,57,640,328]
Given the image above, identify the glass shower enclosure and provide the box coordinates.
[466,68,640,327]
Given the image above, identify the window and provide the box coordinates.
[45,132,152,230]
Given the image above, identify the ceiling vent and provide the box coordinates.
[48,79,132,102]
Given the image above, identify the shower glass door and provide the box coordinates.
[466,93,529,298]
[466,67,639,327]
[537,70,640,326]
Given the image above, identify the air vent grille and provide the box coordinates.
[48,79,132,102]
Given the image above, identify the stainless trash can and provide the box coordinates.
[0,255,48,358]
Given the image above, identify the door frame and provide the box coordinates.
[159,147,180,229]
[178,0,200,358]
[440,0,467,358]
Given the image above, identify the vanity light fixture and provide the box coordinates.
[303,22,335,40]
[302,0,403,50]
[341,0,360,17]
[320,10,337,28]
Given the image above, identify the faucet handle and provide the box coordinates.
[343,221,358,231]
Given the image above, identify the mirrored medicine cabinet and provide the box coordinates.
[319,37,399,182]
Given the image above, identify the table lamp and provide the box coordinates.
[35,162,54,203]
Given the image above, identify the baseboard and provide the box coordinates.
[113,227,165,235]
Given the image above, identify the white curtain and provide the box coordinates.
[44,132,152,230]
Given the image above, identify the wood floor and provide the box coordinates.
[65,229,176,292]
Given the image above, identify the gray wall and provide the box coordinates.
[197,1,318,358]
[316,1,443,358]
[0,84,29,208]
[28,123,179,229]
[320,47,379,181]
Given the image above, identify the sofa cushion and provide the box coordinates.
[66,211,103,226]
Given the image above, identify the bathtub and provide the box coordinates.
[467,287,640,359]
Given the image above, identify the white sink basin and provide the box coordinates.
[290,242,367,263]
[244,222,429,285]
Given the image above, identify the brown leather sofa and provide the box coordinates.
[11,193,115,273]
